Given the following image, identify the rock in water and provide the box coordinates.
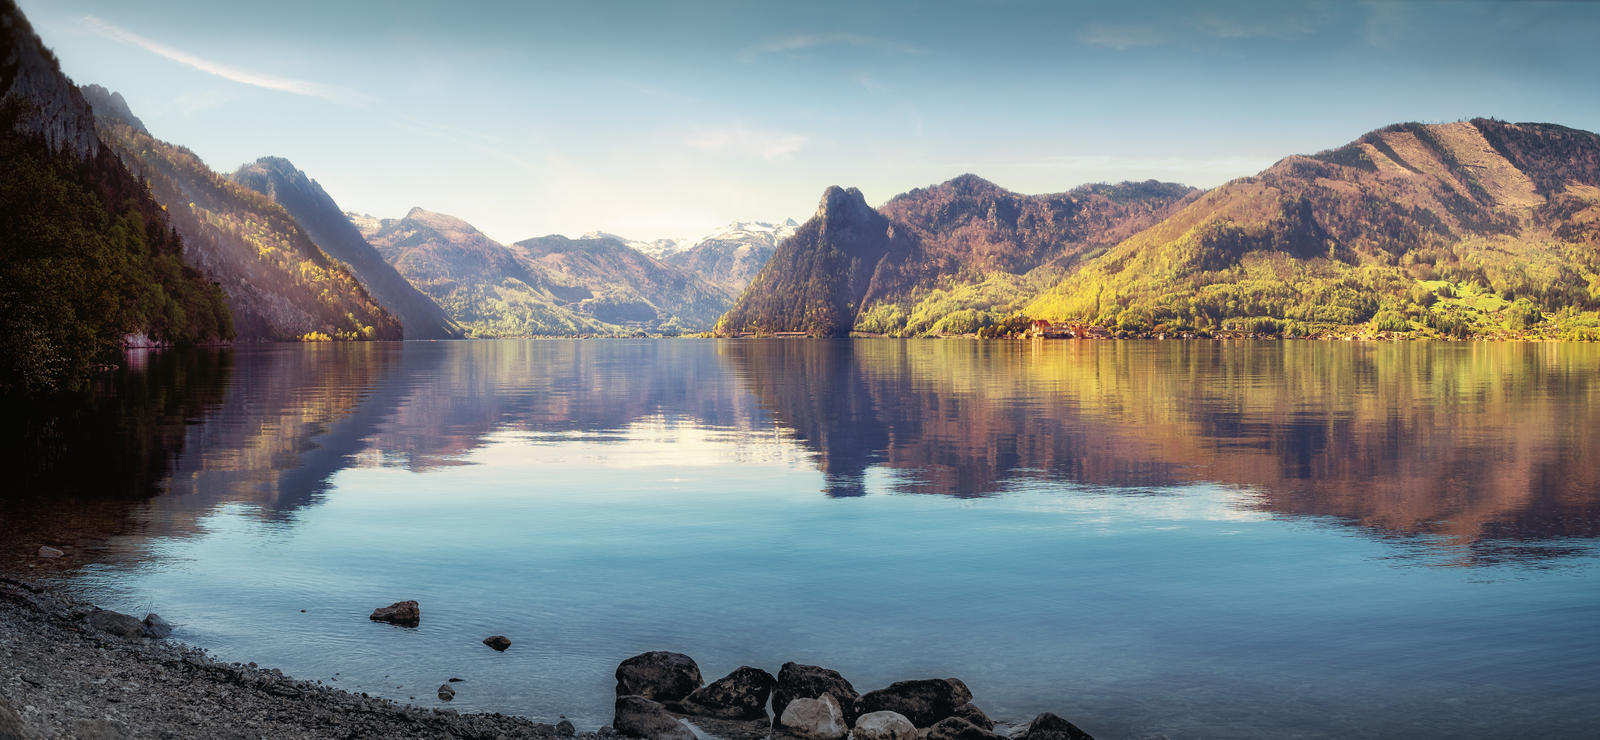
[437,684,455,702]
[612,695,695,740]
[777,693,847,740]
[85,609,146,640]
[614,651,702,702]
[857,678,973,728]
[142,613,173,639]
[951,703,994,730]
[556,718,576,736]
[772,662,861,724]
[368,600,420,627]
[853,711,916,740]
[1018,712,1095,740]
[36,546,63,559]
[927,717,1004,740]
[680,665,776,720]
[483,635,512,651]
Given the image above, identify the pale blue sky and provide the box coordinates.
[19,0,1600,243]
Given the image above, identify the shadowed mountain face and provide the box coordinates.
[232,158,461,340]
[716,177,1197,337]
[6,340,1597,571]
[0,2,229,394]
[1026,119,1600,338]
[86,102,399,342]
[512,234,730,330]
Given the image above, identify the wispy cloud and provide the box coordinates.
[740,32,922,62]
[82,16,369,106]
[1077,24,1164,51]
[684,126,808,160]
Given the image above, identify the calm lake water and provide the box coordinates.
[4,339,1599,738]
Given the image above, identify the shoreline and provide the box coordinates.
[0,575,573,739]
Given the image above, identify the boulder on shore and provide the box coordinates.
[85,609,146,640]
[1018,712,1095,740]
[437,684,455,702]
[857,678,973,728]
[368,600,420,627]
[142,613,173,639]
[772,662,861,724]
[852,710,916,740]
[927,716,1004,740]
[556,718,576,736]
[951,702,994,730]
[615,651,703,703]
[483,635,512,651]
[777,693,847,740]
[681,665,776,721]
[613,695,695,740]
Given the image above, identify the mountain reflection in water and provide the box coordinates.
[5,339,1598,570]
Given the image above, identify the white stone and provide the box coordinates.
[853,710,916,740]
[779,692,848,740]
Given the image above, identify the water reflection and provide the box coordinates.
[5,339,1599,570]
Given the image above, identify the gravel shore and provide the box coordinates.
[0,576,574,739]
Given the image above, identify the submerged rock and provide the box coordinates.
[85,609,145,640]
[927,716,1004,740]
[615,652,702,702]
[613,695,694,740]
[142,613,173,639]
[437,684,455,702]
[777,693,847,740]
[857,678,972,728]
[681,665,776,720]
[483,635,511,651]
[36,546,63,559]
[1018,712,1095,740]
[772,662,860,724]
[853,710,916,740]
[368,600,420,627]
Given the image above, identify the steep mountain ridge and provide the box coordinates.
[663,219,797,296]
[90,109,400,341]
[716,176,1197,336]
[1025,118,1600,338]
[232,157,461,339]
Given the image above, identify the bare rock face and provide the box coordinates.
[777,693,847,740]
[857,678,973,728]
[368,601,420,627]
[926,716,1004,740]
[681,665,776,721]
[772,663,861,725]
[852,710,916,740]
[85,609,146,640]
[1018,712,1095,740]
[483,635,511,651]
[141,613,173,639]
[612,695,695,740]
[615,652,703,703]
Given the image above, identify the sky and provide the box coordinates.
[19,0,1600,244]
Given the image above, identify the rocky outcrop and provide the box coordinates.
[1,5,99,159]
[777,693,847,740]
[851,711,916,740]
[614,652,703,703]
[1017,712,1095,740]
[926,716,1004,740]
[85,609,145,640]
[368,600,420,627]
[612,695,695,740]
[857,678,973,728]
[141,613,173,639]
[680,666,776,721]
[771,662,861,725]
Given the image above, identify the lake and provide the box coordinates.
[4,339,1599,739]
